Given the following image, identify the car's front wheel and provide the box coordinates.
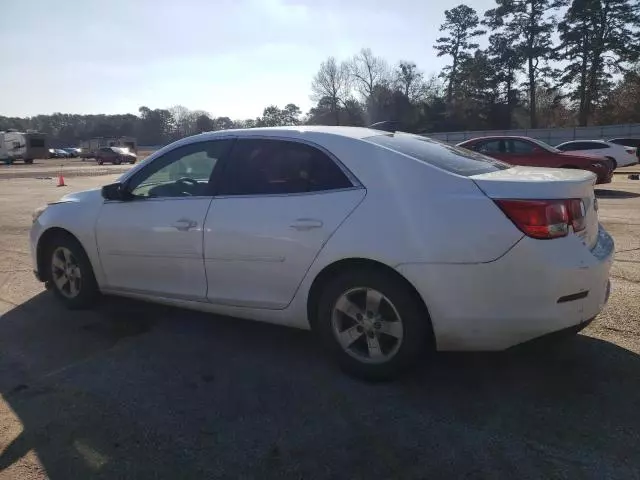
[314,268,432,381]
[46,234,99,309]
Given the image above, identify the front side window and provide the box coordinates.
[217,139,353,196]
[508,140,535,154]
[559,142,591,151]
[129,140,232,198]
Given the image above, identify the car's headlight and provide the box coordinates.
[32,205,48,224]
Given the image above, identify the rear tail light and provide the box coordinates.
[495,199,586,239]
[567,199,586,232]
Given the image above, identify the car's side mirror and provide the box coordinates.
[101,182,132,201]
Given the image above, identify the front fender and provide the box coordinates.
[30,200,106,287]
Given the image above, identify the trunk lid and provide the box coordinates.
[471,166,599,248]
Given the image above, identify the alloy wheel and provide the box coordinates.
[51,246,82,299]
[331,287,404,364]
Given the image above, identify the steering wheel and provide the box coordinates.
[176,177,199,187]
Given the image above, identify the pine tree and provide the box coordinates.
[558,0,640,125]
[434,5,486,103]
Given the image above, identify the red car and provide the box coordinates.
[457,136,613,184]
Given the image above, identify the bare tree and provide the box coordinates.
[348,48,391,100]
[311,57,351,125]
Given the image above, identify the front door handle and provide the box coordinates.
[290,218,323,231]
[173,218,198,231]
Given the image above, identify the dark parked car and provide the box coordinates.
[95,147,137,165]
[62,147,81,158]
[48,148,71,158]
[457,136,613,185]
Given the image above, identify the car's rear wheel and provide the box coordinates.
[606,157,617,170]
[24,159,34,164]
[98,159,104,165]
[113,157,122,165]
[46,234,99,309]
[314,268,432,381]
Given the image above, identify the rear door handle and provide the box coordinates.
[173,218,198,231]
[290,218,323,231]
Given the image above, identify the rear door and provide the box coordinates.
[203,138,365,309]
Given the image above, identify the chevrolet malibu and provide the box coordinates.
[30,127,614,380]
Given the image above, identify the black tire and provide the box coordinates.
[24,159,34,164]
[113,157,122,165]
[606,157,617,170]
[98,160,104,165]
[45,233,100,310]
[313,268,433,381]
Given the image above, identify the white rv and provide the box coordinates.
[0,130,48,164]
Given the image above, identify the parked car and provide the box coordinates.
[457,136,613,184]
[48,148,71,158]
[30,127,613,380]
[555,140,638,169]
[607,138,640,161]
[95,146,137,165]
[62,147,81,158]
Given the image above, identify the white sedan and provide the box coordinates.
[555,139,638,169]
[30,127,614,380]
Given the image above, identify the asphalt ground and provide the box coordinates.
[0,165,639,479]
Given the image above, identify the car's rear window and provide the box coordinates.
[365,133,509,176]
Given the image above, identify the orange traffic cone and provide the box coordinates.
[57,173,66,187]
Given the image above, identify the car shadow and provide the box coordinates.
[595,188,640,199]
[0,292,639,478]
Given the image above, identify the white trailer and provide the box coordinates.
[0,130,48,164]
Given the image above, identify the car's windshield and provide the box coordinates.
[366,133,509,177]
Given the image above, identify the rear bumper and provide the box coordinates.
[397,225,614,351]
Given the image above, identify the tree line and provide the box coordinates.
[1,0,639,147]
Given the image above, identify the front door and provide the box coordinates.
[204,138,365,309]
[95,139,233,300]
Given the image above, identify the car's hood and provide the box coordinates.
[52,188,103,205]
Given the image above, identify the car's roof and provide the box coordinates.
[558,139,608,144]
[196,125,384,141]
[459,135,534,142]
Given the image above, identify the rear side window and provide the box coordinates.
[218,139,353,196]
[365,133,508,176]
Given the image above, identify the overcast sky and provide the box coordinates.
[0,0,495,119]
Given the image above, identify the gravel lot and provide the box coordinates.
[0,164,639,479]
